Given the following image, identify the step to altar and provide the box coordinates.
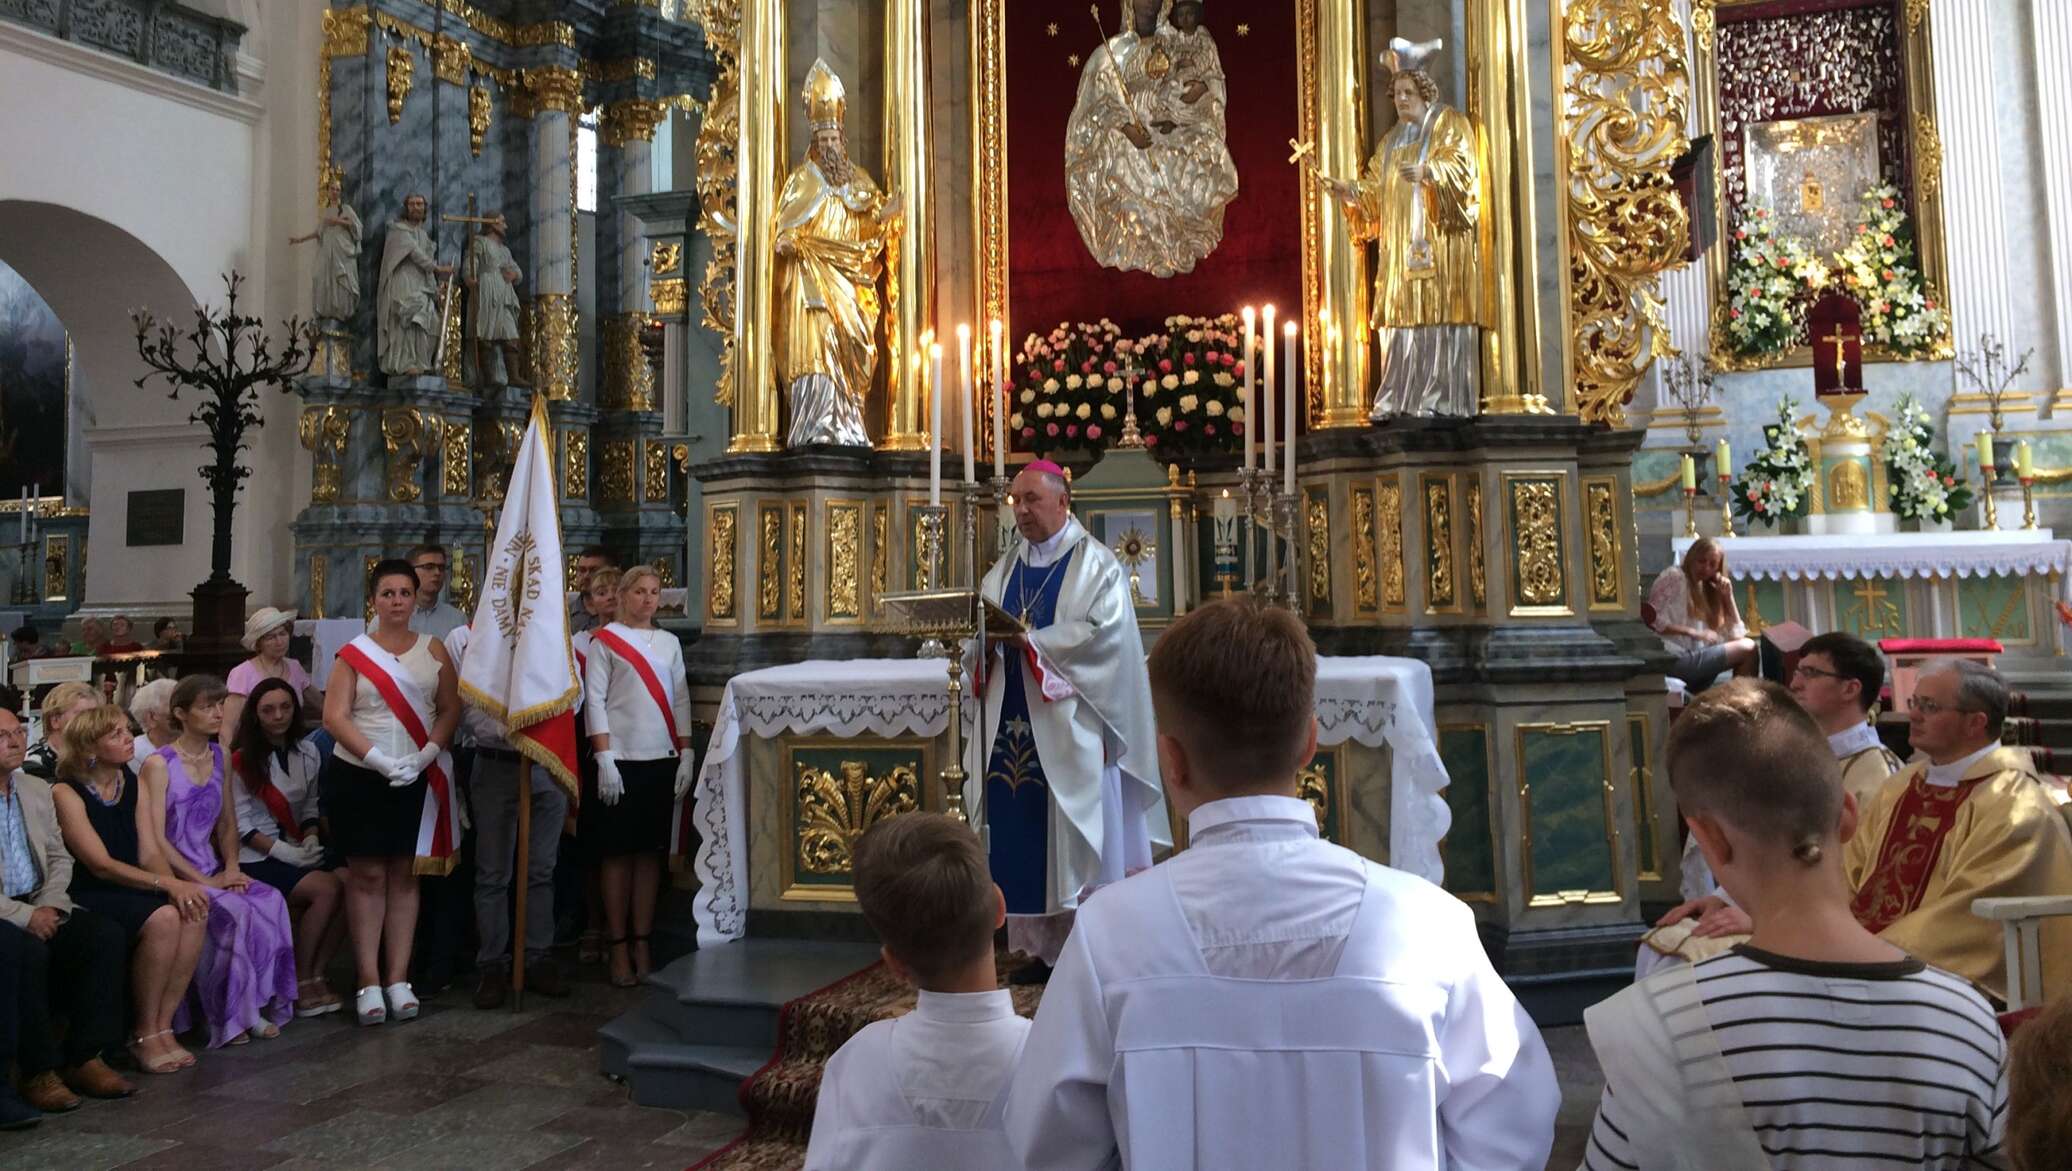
[598,938,881,1112]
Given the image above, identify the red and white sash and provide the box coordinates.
[233,748,306,844]
[338,634,460,874]
[591,625,693,862]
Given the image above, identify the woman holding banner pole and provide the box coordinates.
[321,558,462,1025]
[581,566,692,988]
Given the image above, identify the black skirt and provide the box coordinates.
[242,857,315,898]
[71,887,168,940]
[579,756,676,857]
[322,757,430,859]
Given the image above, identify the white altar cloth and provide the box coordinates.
[688,655,1451,946]
[1671,530,2071,583]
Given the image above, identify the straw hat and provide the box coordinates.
[241,607,296,651]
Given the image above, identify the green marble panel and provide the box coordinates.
[1437,727,1495,898]
[1522,725,1616,898]
[1956,573,2032,643]
[1835,576,1908,641]
[1742,578,1789,632]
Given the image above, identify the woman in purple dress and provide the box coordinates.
[136,675,298,1048]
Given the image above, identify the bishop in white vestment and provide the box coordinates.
[976,461,1168,964]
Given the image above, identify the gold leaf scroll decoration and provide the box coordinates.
[796,761,920,874]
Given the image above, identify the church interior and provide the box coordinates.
[3,0,2071,1167]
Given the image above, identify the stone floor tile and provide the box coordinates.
[314,1073,493,1117]
[371,1127,584,1170]
[527,1137,703,1170]
[112,1142,292,1170]
[151,1100,355,1146]
[203,1059,381,1106]
[651,1109,746,1150]
[400,1003,546,1043]
[255,1109,442,1163]
[461,1043,608,1090]
[535,1104,693,1144]
[495,1012,618,1050]
[64,1088,219,1137]
[0,1130,177,1171]
[412,1083,596,1134]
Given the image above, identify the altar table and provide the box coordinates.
[688,655,1452,946]
[1671,531,2070,657]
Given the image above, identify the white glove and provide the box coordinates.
[266,838,308,866]
[361,746,418,787]
[595,750,624,806]
[673,752,695,800]
[410,743,441,774]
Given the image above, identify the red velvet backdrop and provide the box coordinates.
[1003,2,1303,345]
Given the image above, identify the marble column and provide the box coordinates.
[2033,1,2072,392]
[1930,2,2014,355]
[527,66,582,401]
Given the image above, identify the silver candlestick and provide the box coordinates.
[1274,490,1301,610]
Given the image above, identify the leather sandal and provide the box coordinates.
[354,985,386,1026]
[607,937,637,988]
[127,1030,187,1075]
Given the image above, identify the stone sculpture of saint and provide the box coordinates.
[1318,39,1494,418]
[465,213,523,386]
[774,59,903,448]
[377,192,454,378]
[1064,0,1238,278]
[288,178,362,323]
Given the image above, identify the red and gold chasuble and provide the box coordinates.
[1848,774,1983,933]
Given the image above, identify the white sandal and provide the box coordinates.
[355,985,386,1026]
[384,981,420,1022]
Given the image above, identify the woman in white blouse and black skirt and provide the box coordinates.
[581,566,692,987]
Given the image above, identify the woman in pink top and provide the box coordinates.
[221,608,320,741]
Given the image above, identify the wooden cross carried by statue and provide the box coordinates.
[1809,291,1864,395]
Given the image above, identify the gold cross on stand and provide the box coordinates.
[1848,578,1899,636]
[1819,325,1856,387]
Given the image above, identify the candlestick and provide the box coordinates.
[990,319,1006,479]
[1261,304,1277,476]
[1682,486,1699,539]
[1241,306,1256,471]
[928,340,944,507]
[1718,474,1735,539]
[1679,454,1696,492]
[1977,450,2000,530]
[1282,321,1299,497]
[15,486,24,544]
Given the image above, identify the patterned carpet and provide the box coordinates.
[688,953,1044,1171]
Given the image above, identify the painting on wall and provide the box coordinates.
[0,259,68,499]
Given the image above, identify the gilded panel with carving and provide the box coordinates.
[757,505,783,621]
[1583,476,1624,611]
[1305,488,1331,614]
[1349,484,1378,617]
[827,502,863,622]
[707,504,738,623]
[1376,476,1405,611]
[787,503,808,623]
[1423,475,1456,613]
[1505,475,1569,615]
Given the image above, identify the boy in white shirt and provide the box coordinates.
[803,812,1028,1170]
[1005,596,1558,1171]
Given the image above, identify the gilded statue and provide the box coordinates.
[376,193,455,377]
[774,59,903,449]
[464,212,523,386]
[288,176,362,323]
[1314,38,1493,418]
[1065,0,1238,278]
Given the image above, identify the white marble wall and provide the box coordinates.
[2031,0,2072,388]
[1933,0,2016,359]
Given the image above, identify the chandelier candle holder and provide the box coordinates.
[1212,488,1240,598]
[913,504,949,631]
[1680,454,1700,539]
[989,473,1013,554]
[1663,353,1717,448]
[1974,432,2001,531]
[1238,465,1263,591]
[1273,490,1301,610]
[2017,441,2038,531]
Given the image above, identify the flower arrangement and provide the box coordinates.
[1008,319,1127,454]
[1723,208,1825,358]
[1730,396,1814,527]
[1879,392,1972,523]
[1131,313,1251,458]
[1834,184,1948,357]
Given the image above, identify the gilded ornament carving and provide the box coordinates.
[433,33,469,84]
[650,242,682,276]
[468,85,492,156]
[588,58,659,85]
[1829,459,1870,511]
[298,407,351,503]
[1467,476,1486,609]
[385,43,414,123]
[513,22,575,49]
[562,429,589,500]
[322,7,369,58]
[381,408,441,503]
[442,420,471,497]
[521,65,582,115]
[598,440,637,507]
[308,554,328,620]
[1377,478,1406,609]
[1425,477,1455,611]
[1306,492,1331,612]
[1914,113,1942,200]
[871,504,889,603]
[362,554,380,620]
[1510,478,1566,608]
[1559,0,1691,425]
[692,0,742,406]
[602,98,669,147]
[42,534,68,601]
[650,278,687,316]
[1904,0,1930,36]
[827,503,862,620]
[1350,485,1379,616]
[600,313,656,410]
[1691,0,1716,53]
[473,421,524,500]
[1584,479,1621,607]
[788,504,808,621]
[644,441,670,501]
[449,546,478,614]
[708,505,738,621]
[651,557,679,589]
[795,760,920,874]
[530,294,580,400]
[1296,760,1331,838]
[758,505,783,620]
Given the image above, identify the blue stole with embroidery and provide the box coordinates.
[984,551,1073,914]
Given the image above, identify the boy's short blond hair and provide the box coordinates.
[851,812,996,988]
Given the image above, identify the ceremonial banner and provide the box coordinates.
[459,394,580,794]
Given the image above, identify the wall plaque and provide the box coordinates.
[126,489,185,547]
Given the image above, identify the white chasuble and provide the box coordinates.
[1005,797,1559,1171]
[976,516,1168,957]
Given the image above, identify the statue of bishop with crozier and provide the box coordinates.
[976,461,1169,980]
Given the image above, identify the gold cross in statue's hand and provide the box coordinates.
[1287,138,1316,168]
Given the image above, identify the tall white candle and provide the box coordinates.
[957,324,975,484]
[16,486,24,543]
[929,340,944,506]
[1261,304,1277,475]
[1240,306,1256,471]
[989,318,1006,479]
[1283,320,1300,496]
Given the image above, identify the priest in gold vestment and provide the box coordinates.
[1844,659,2072,1003]
[774,59,902,449]
[1320,38,1492,419]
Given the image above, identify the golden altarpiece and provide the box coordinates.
[649,0,1700,990]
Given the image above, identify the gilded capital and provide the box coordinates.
[602,98,670,147]
[523,65,584,115]
[322,7,370,58]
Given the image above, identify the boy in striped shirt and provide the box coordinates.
[1581,679,2009,1171]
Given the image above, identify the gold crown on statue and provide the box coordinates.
[1382,35,1443,75]
[804,58,846,133]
